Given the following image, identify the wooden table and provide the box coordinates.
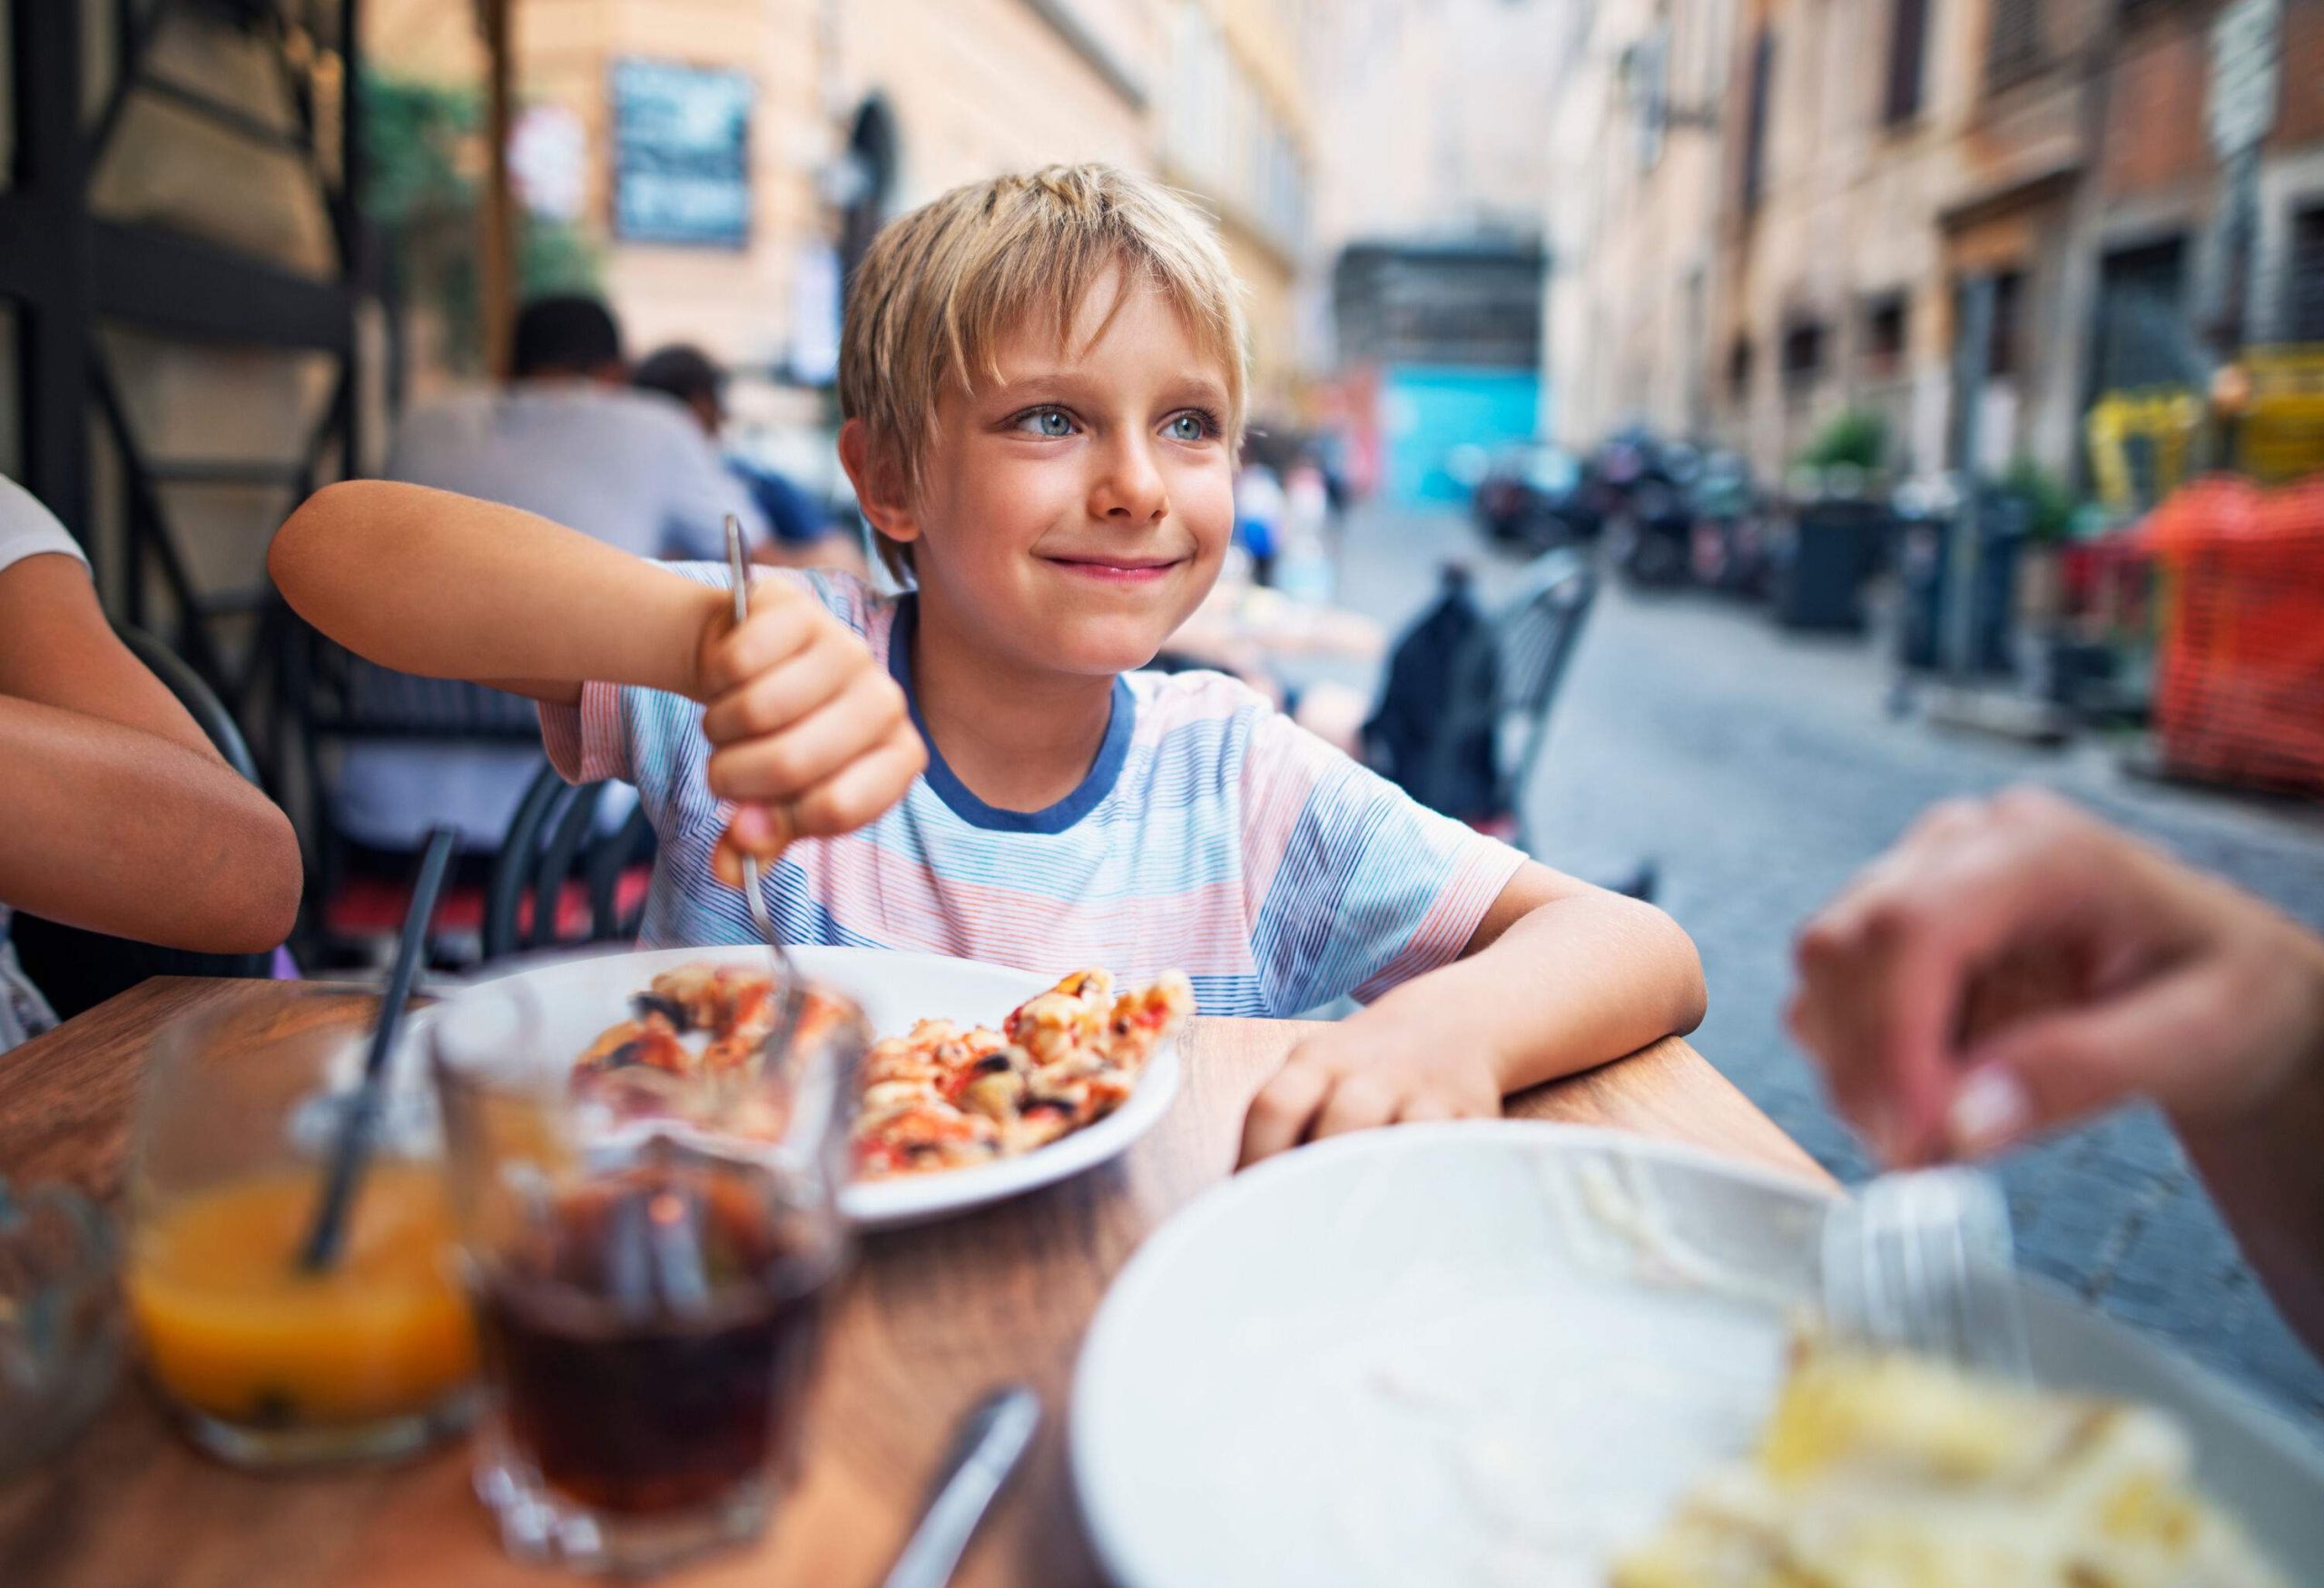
[1,979,1828,1588]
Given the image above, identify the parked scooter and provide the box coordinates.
[1472,444,1601,551]
[1686,449,1770,597]
[1607,438,1698,588]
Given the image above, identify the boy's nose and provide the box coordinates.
[1091,439,1168,525]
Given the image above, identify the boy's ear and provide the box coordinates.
[838,419,921,547]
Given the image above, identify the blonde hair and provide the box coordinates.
[839,163,1248,581]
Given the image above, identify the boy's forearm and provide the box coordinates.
[270,481,723,700]
[1362,893,1707,1096]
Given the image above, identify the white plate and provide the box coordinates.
[439,944,1181,1231]
[1072,1122,2324,1588]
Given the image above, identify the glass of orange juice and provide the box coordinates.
[125,991,477,1466]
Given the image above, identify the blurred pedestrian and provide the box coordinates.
[0,477,300,1051]
[1234,458,1285,587]
[335,295,757,854]
[631,343,870,578]
[1277,451,1335,604]
[1788,788,2324,1355]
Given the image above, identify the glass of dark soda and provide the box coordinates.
[428,962,864,1574]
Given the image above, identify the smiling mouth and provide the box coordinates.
[1042,555,1186,581]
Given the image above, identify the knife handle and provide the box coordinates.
[880,1386,1043,1588]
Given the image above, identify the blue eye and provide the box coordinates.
[1014,407,1076,438]
[1165,411,1217,442]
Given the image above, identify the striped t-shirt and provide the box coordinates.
[541,567,1526,1018]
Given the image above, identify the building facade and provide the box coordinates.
[1305,0,1570,500]
[366,0,1315,412]
[1549,0,2324,493]
[1543,0,1736,451]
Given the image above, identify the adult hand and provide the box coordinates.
[1787,787,2324,1165]
[694,577,925,885]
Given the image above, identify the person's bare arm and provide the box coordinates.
[0,554,300,951]
[1241,863,1706,1163]
[271,480,924,869]
[269,480,727,707]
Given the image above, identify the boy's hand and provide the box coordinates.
[1238,1014,1502,1167]
[694,578,925,885]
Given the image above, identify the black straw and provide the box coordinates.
[298,825,458,1274]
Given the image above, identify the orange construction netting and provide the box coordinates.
[2137,476,2324,797]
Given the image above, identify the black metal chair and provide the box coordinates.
[122,626,264,785]
[1370,549,1651,899]
[271,617,546,957]
[9,626,279,1021]
[479,761,655,963]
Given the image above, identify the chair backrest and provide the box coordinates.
[9,626,278,1020]
[1489,550,1598,829]
[282,621,543,742]
[1495,549,1598,720]
[117,624,263,784]
[272,616,547,935]
[480,761,655,962]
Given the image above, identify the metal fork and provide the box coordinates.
[1820,1166,2032,1380]
[724,515,806,1064]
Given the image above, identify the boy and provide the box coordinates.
[271,164,1703,1164]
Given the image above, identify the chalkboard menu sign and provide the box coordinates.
[611,59,753,248]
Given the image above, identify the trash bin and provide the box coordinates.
[1772,497,1887,632]
[1893,491,2024,675]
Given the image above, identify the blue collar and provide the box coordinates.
[887,594,1135,833]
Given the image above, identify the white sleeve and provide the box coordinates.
[0,476,90,577]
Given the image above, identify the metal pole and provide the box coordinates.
[2208,144,2263,471]
[2218,145,2261,355]
[1944,275,1996,682]
[478,0,517,382]
[13,0,95,543]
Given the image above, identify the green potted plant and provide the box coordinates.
[1794,409,1889,497]
[1994,456,2078,631]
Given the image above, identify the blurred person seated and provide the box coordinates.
[1357,564,1499,824]
[0,476,300,1053]
[631,343,870,579]
[1788,788,2324,1356]
[389,297,763,563]
[335,296,763,856]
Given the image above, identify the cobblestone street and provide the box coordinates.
[1324,502,2324,1432]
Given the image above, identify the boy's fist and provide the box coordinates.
[694,577,925,885]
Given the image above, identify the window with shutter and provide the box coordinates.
[2290,208,2324,343]
[2094,239,2188,392]
[1863,294,1910,380]
[1885,0,1931,124]
[1740,28,1775,212]
[1728,336,1756,400]
[1986,0,2043,88]
[1781,318,1827,393]
[1988,270,2025,378]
